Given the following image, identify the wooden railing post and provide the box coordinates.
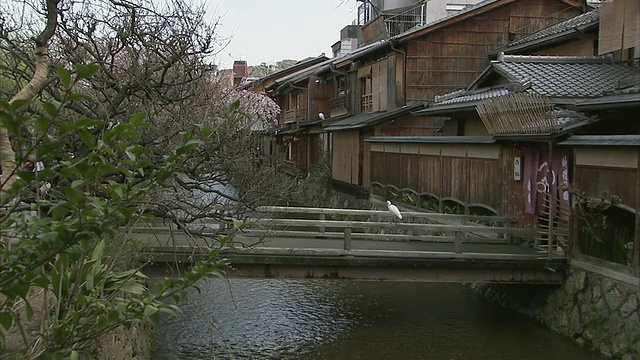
[505,219,512,244]
[454,231,462,254]
[344,228,352,251]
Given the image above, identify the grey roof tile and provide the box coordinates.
[493,55,640,99]
[416,55,640,116]
[507,9,599,47]
[325,103,425,132]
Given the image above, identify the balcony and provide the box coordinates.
[282,108,307,124]
[384,3,426,37]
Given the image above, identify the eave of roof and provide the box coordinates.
[413,87,512,116]
[394,0,512,43]
[324,112,385,132]
[325,103,425,132]
[265,58,334,93]
[238,56,329,91]
[558,135,640,146]
[576,93,640,110]
[366,136,495,144]
[332,40,392,68]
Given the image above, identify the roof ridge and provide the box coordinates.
[497,53,614,64]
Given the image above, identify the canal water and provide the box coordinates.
[152,278,605,360]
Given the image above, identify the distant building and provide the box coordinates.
[233,60,249,87]
[332,25,361,58]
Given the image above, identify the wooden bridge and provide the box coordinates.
[137,206,567,284]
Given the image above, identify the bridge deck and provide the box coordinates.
[139,232,565,284]
[138,205,566,284]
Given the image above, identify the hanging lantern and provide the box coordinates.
[293,134,302,143]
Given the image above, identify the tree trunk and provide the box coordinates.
[0,0,59,192]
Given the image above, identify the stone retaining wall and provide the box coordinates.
[472,265,640,359]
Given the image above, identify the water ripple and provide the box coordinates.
[153,279,606,360]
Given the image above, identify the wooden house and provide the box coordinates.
[320,0,586,190]
[244,56,328,172]
[368,0,639,265]
[399,52,637,216]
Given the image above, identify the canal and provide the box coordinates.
[152,278,605,359]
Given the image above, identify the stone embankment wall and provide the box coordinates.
[472,266,640,360]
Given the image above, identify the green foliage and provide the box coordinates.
[0,64,225,357]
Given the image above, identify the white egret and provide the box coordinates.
[386,200,402,220]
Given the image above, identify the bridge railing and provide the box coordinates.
[236,206,560,258]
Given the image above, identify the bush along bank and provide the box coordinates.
[471,267,640,359]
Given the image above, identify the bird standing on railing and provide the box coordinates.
[387,200,402,222]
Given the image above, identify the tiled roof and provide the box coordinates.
[434,87,512,106]
[415,55,640,117]
[493,55,640,100]
[413,87,512,116]
[325,103,425,132]
[506,9,599,48]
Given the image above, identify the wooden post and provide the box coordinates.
[504,219,512,245]
[634,147,639,276]
[319,213,325,234]
[344,228,352,251]
[454,231,462,254]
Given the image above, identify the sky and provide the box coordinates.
[204,0,359,68]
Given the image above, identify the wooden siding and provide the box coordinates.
[369,143,540,226]
[499,145,538,228]
[529,38,597,57]
[377,114,443,136]
[371,58,388,112]
[404,1,582,103]
[332,131,361,185]
[573,166,637,208]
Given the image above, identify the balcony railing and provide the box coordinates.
[384,3,426,37]
[329,95,348,116]
[282,108,307,124]
[361,94,373,113]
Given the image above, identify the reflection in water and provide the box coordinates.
[153,279,605,360]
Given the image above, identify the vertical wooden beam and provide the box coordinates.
[454,230,463,254]
[344,228,352,251]
[634,147,639,276]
